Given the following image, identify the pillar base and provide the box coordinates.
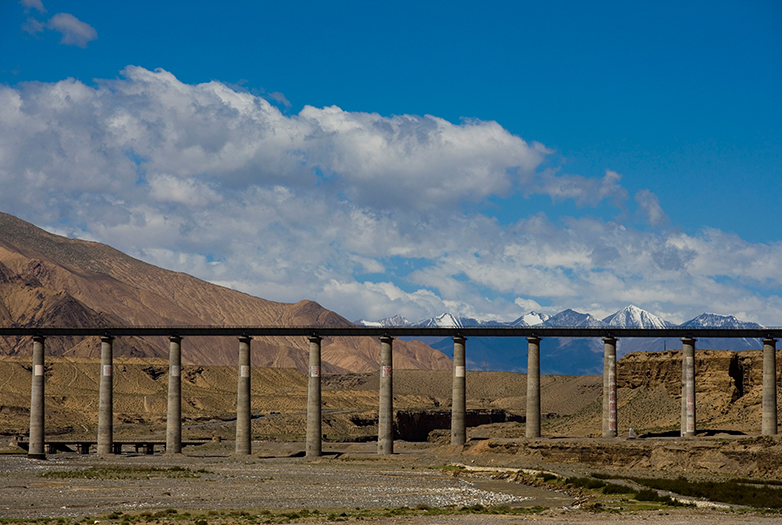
[27,453,46,460]
[683,431,696,438]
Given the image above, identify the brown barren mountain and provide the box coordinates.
[0,212,451,372]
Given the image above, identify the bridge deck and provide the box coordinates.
[0,326,779,338]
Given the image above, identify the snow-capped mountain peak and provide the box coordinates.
[354,315,411,328]
[679,313,763,329]
[510,311,549,326]
[413,313,480,328]
[358,307,763,332]
[602,304,672,329]
[543,309,605,328]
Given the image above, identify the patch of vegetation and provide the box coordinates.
[629,476,782,509]
[537,472,558,482]
[601,482,635,494]
[1,505,549,524]
[439,464,466,472]
[41,466,208,480]
[634,488,690,507]
[735,478,782,487]
[566,476,607,490]
[566,476,634,495]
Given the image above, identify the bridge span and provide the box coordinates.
[5,325,780,460]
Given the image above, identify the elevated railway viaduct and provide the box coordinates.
[2,325,780,459]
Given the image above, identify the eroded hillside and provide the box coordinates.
[0,212,451,372]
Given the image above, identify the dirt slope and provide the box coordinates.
[0,212,451,372]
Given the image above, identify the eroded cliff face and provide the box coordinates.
[618,349,771,400]
[609,349,775,434]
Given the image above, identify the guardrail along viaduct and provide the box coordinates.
[3,325,780,460]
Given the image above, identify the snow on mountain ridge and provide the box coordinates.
[603,304,673,329]
[354,314,411,327]
[679,313,763,329]
[358,307,763,330]
[412,313,490,328]
[509,311,549,326]
[543,309,605,328]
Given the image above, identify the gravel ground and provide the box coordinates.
[1,442,782,524]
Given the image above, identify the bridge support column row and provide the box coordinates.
[26,331,781,459]
[97,336,114,455]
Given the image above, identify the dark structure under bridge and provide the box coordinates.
[4,325,781,459]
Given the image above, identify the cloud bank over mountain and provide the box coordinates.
[1,67,781,326]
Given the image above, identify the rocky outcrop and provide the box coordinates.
[618,349,772,402]
[465,436,782,477]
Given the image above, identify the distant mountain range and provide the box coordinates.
[355,305,765,375]
[356,304,761,330]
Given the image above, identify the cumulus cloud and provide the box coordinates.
[47,13,97,47]
[148,174,223,207]
[635,188,668,226]
[20,0,46,13]
[530,169,628,207]
[1,67,781,325]
[21,17,44,35]
[17,2,97,48]
[267,91,291,108]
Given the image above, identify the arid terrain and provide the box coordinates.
[4,352,782,523]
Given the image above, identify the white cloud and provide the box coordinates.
[148,174,223,207]
[20,0,46,13]
[635,188,668,226]
[47,13,97,48]
[530,169,628,207]
[21,17,44,35]
[2,67,782,326]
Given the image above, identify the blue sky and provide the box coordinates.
[1,1,781,325]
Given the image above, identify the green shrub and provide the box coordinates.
[567,477,606,490]
[631,476,782,508]
[602,482,634,494]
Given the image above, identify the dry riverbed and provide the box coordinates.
[2,440,782,524]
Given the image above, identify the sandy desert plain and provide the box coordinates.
[4,355,782,524]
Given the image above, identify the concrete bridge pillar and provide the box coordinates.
[97,335,114,456]
[28,335,46,459]
[451,336,467,446]
[681,337,697,437]
[306,335,322,457]
[378,335,394,455]
[236,335,252,455]
[602,337,618,438]
[763,338,778,436]
[526,336,541,438]
[166,336,182,454]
